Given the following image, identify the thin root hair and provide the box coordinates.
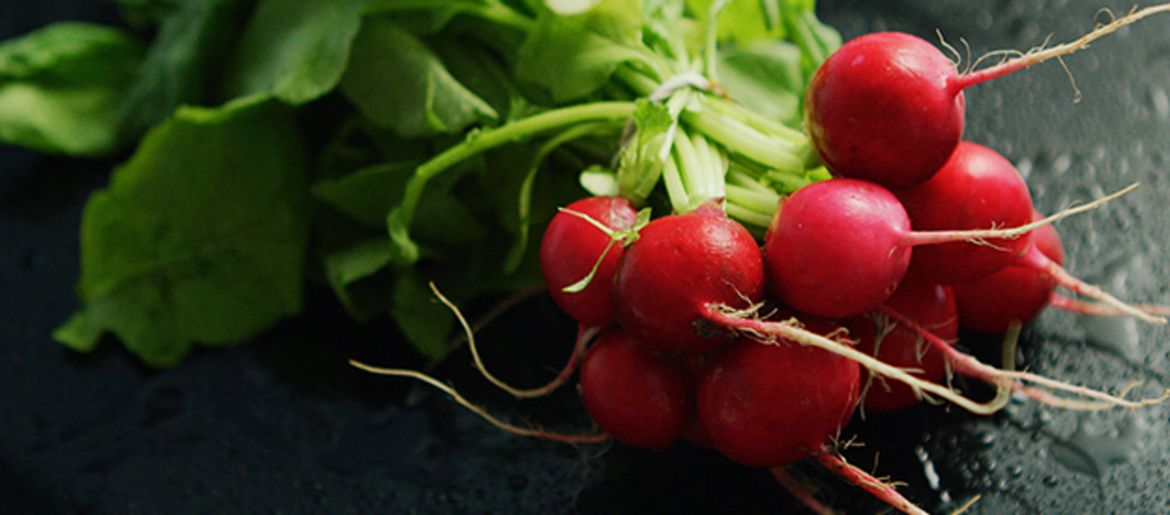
[348,360,610,444]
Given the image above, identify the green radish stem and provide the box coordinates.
[388,102,637,266]
[615,66,811,175]
[681,109,805,172]
[662,153,690,213]
[506,121,624,272]
[556,206,650,293]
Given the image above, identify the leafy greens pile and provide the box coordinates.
[0,0,839,367]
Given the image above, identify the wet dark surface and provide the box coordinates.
[2,1,1169,513]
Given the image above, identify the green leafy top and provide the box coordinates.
[2,0,840,365]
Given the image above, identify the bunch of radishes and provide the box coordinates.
[352,4,1170,513]
[531,7,1170,513]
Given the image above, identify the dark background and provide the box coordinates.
[3,1,1168,513]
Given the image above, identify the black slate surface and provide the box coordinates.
[2,1,1169,513]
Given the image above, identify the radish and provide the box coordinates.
[763,176,1065,319]
[896,141,1035,285]
[614,203,765,357]
[954,213,1063,333]
[696,331,860,467]
[764,178,912,318]
[697,322,930,514]
[851,272,954,412]
[894,142,1162,324]
[578,329,694,450]
[805,5,1170,189]
[540,196,638,326]
[805,32,965,189]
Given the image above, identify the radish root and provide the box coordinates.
[879,306,1170,410]
[954,3,1170,90]
[1050,292,1170,317]
[430,282,597,398]
[950,495,982,515]
[704,304,1011,415]
[815,450,928,515]
[902,182,1138,248]
[770,466,837,515]
[348,360,609,444]
[1028,255,1167,324]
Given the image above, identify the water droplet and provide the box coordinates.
[1009,465,1024,478]
[1150,86,1170,119]
[1080,256,1145,361]
[1052,154,1072,175]
[1037,410,1054,426]
[1016,158,1034,179]
[977,431,997,448]
[1051,413,1143,479]
[915,445,942,491]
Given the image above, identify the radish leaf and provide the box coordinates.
[0,23,144,156]
[341,18,497,137]
[221,0,363,104]
[53,97,312,367]
[119,0,246,138]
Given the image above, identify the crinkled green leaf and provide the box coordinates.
[718,40,804,126]
[341,18,497,137]
[323,237,395,320]
[222,0,363,104]
[313,161,415,227]
[54,97,312,367]
[313,160,487,250]
[515,0,649,102]
[119,0,247,138]
[432,38,529,123]
[362,0,512,35]
[0,23,144,156]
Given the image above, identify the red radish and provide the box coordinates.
[805,32,965,189]
[697,332,860,467]
[615,203,765,357]
[765,178,913,318]
[764,177,1038,318]
[897,141,1035,285]
[806,5,1170,189]
[851,272,954,412]
[893,143,1162,323]
[954,213,1063,333]
[578,329,693,450]
[540,196,637,326]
